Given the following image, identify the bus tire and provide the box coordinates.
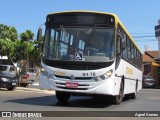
[113,80,124,105]
[56,91,70,103]
[130,80,138,99]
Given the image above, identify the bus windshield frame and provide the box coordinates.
[42,25,115,63]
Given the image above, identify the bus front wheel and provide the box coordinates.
[56,91,70,103]
[113,81,124,105]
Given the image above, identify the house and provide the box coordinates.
[143,51,160,87]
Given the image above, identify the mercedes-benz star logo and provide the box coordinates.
[70,75,75,80]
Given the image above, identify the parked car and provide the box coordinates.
[142,75,156,88]
[19,68,38,87]
[0,65,18,78]
[0,73,17,90]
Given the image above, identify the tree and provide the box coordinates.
[0,24,44,68]
[20,29,34,41]
[0,25,35,64]
[19,30,35,61]
[0,24,18,42]
[32,36,44,66]
[0,38,15,63]
[12,40,26,62]
[20,29,44,66]
[0,38,14,56]
[0,24,18,63]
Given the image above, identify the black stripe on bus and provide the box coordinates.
[115,75,142,82]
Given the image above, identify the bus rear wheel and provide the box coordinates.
[56,91,70,103]
[113,81,124,105]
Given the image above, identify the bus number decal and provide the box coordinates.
[83,72,96,77]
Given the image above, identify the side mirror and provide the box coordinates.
[37,28,42,41]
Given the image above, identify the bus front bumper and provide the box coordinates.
[39,74,115,95]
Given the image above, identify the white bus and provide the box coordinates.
[38,11,142,104]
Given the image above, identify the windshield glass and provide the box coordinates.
[0,66,7,71]
[43,26,115,62]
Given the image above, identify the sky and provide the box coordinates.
[0,0,160,53]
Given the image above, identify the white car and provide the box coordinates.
[19,68,38,87]
[27,68,38,84]
[0,65,18,78]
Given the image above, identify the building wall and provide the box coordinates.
[151,65,158,86]
[143,63,160,87]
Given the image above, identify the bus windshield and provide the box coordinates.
[43,26,115,62]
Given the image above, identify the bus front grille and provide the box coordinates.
[54,75,93,80]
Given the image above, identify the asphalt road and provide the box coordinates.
[0,87,160,120]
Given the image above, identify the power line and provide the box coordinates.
[131,33,154,35]
[135,40,157,42]
[132,35,155,38]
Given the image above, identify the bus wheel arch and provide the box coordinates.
[113,76,124,105]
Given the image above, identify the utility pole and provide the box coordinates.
[154,20,160,87]
[155,19,160,58]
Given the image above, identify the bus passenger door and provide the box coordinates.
[116,34,122,69]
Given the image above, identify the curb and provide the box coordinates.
[16,87,55,94]
[16,82,56,95]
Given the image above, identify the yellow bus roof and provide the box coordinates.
[48,10,142,54]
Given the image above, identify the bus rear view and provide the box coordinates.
[39,11,142,104]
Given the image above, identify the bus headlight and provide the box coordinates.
[93,69,114,82]
[103,69,114,78]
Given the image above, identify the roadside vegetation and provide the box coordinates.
[0,24,43,67]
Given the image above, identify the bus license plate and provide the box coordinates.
[66,82,78,88]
